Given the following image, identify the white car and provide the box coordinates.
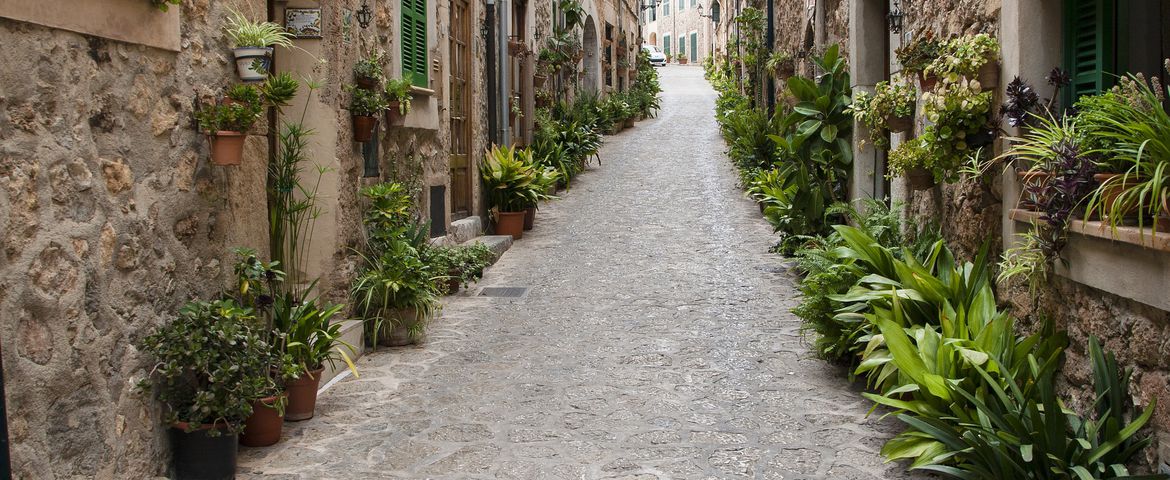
[643,44,666,67]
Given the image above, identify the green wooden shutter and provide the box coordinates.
[402,0,429,87]
[690,32,697,61]
[664,35,670,56]
[1063,0,1114,106]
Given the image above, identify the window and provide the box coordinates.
[690,32,697,61]
[690,0,696,7]
[1062,0,1170,107]
[663,34,671,56]
[651,6,656,21]
[402,0,428,87]
[678,0,684,11]
[678,37,685,57]
[663,1,669,16]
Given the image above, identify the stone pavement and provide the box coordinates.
[238,66,920,479]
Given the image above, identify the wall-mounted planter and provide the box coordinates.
[885,114,913,133]
[352,115,377,142]
[906,167,934,191]
[508,40,526,57]
[386,102,406,126]
[208,131,247,166]
[534,74,548,87]
[355,76,380,90]
[233,47,273,83]
[977,61,999,91]
[917,72,938,91]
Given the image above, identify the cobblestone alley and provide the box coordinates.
[238,66,915,479]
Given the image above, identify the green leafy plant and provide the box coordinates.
[348,85,389,116]
[268,79,325,289]
[224,8,294,49]
[895,33,941,76]
[353,50,385,86]
[765,50,794,76]
[271,282,357,376]
[151,0,180,12]
[480,145,541,212]
[424,243,496,292]
[851,81,916,148]
[260,72,300,107]
[917,77,994,181]
[138,299,271,434]
[384,75,415,116]
[925,33,1000,78]
[195,88,263,133]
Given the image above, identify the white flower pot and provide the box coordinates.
[233,46,274,82]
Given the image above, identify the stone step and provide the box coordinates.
[319,319,365,387]
[449,216,483,244]
[462,235,513,261]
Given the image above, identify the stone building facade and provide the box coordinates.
[642,0,716,64]
[717,0,1170,468]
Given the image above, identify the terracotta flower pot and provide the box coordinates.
[208,131,247,166]
[1092,173,1142,221]
[624,117,635,128]
[284,368,323,422]
[1017,170,1053,210]
[386,102,406,126]
[444,269,462,295]
[885,114,913,134]
[906,167,934,191]
[509,40,526,56]
[355,76,379,90]
[534,74,548,87]
[170,422,238,480]
[240,395,284,447]
[495,210,526,240]
[523,207,536,231]
[352,115,377,143]
[378,308,427,346]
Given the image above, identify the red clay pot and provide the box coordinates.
[495,211,526,240]
[386,102,406,126]
[284,368,323,422]
[1092,173,1142,220]
[917,72,938,91]
[240,395,284,447]
[523,207,536,230]
[352,115,377,142]
[906,167,934,191]
[885,114,913,134]
[355,76,379,90]
[208,131,247,166]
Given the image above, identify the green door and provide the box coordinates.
[690,32,697,62]
[663,35,671,56]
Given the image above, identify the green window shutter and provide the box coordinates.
[663,2,669,16]
[1063,0,1114,106]
[664,35,670,55]
[402,0,429,87]
[690,32,697,61]
[678,0,684,10]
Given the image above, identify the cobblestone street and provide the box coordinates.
[238,66,914,479]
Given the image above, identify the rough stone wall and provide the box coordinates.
[0,0,268,476]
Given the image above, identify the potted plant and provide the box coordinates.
[887,137,934,191]
[271,284,356,421]
[480,145,540,239]
[348,86,387,142]
[353,183,444,347]
[917,76,994,182]
[1078,75,1170,230]
[895,33,941,90]
[353,51,385,90]
[224,8,293,83]
[424,243,496,294]
[677,53,688,65]
[138,299,270,479]
[850,81,916,149]
[925,33,1000,91]
[384,75,414,126]
[523,163,560,230]
[509,36,527,56]
[195,85,264,166]
[229,249,299,447]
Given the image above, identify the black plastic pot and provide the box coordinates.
[170,423,238,480]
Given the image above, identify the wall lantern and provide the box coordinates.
[887,0,905,34]
[356,0,373,29]
[638,0,660,11]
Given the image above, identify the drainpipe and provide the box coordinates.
[813,0,825,52]
[0,346,10,480]
[499,0,511,145]
[765,0,774,112]
[487,0,499,145]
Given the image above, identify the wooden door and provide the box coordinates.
[449,0,473,218]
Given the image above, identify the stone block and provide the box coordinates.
[449,216,483,244]
[461,235,512,262]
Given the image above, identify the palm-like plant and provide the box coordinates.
[224,8,294,48]
[480,145,541,213]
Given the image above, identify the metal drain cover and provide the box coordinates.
[477,286,531,298]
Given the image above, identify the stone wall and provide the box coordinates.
[0,0,268,476]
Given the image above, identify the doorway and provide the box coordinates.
[582,16,599,92]
[449,0,473,219]
[510,0,528,146]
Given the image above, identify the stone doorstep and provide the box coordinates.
[319,319,365,387]
[449,216,483,244]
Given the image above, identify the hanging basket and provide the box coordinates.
[885,114,914,134]
[352,115,377,142]
[386,102,407,126]
[207,131,247,166]
[976,61,999,91]
[906,167,935,191]
[534,74,548,87]
[508,39,526,56]
[917,71,938,91]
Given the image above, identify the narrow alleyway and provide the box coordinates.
[239,66,914,479]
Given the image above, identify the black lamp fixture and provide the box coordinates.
[356,0,373,29]
[887,0,905,34]
[638,0,660,11]
[698,2,718,23]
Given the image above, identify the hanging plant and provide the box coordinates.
[195,85,264,166]
[850,81,916,149]
[223,8,294,82]
[384,75,414,125]
[347,86,388,142]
